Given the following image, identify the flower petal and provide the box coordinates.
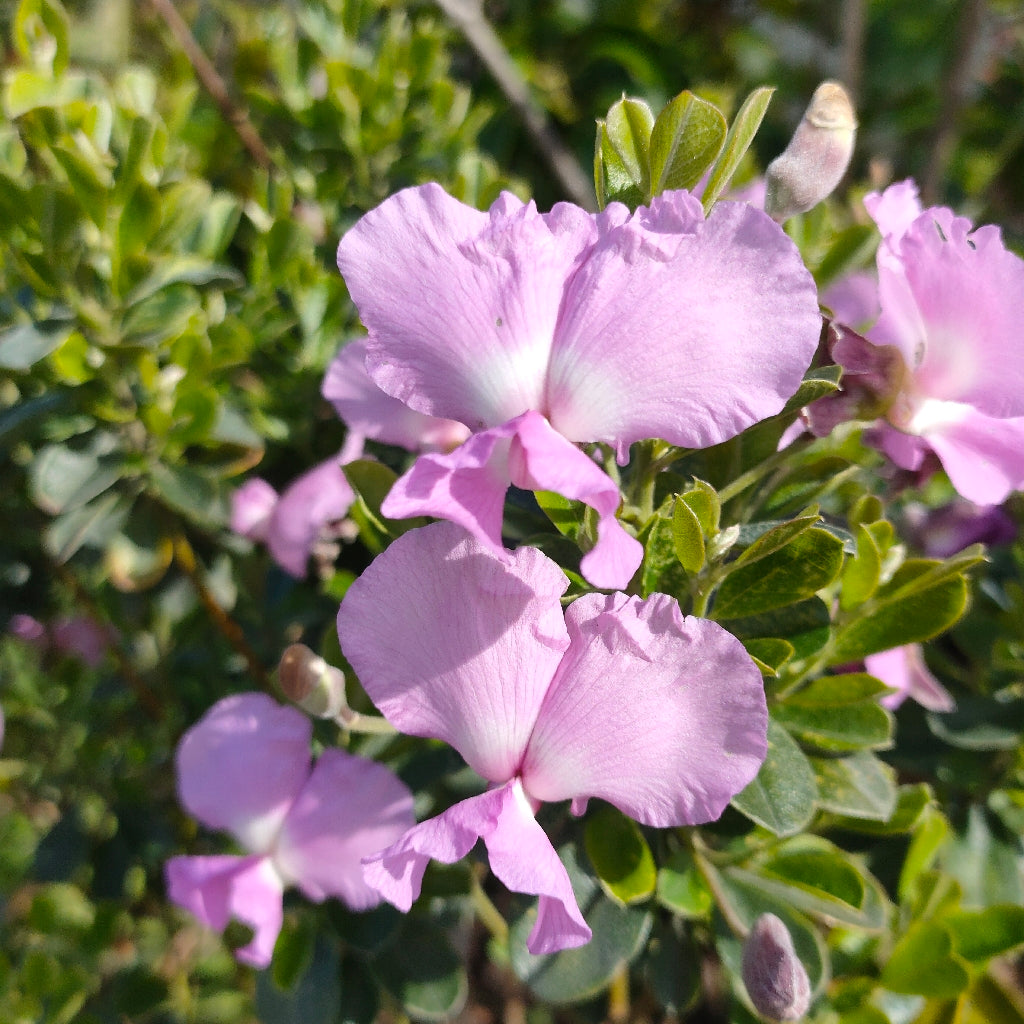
[267,457,356,577]
[521,592,767,825]
[230,478,278,541]
[545,192,821,448]
[508,411,642,589]
[379,423,515,562]
[176,693,311,853]
[362,781,591,954]
[863,179,922,242]
[337,521,569,782]
[165,854,284,968]
[322,339,469,452]
[917,403,1024,505]
[337,184,597,429]
[274,749,415,908]
[865,644,955,713]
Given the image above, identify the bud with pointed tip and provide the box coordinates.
[742,913,812,1021]
[764,81,857,222]
[277,643,347,720]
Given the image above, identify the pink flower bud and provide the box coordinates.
[765,81,857,222]
[742,913,812,1021]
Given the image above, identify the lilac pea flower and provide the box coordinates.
[903,498,1016,559]
[230,447,363,578]
[336,184,821,589]
[337,521,768,955]
[322,338,470,453]
[165,693,415,968]
[864,644,955,713]
[859,180,1024,504]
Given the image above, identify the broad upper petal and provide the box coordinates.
[362,781,591,954]
[337,521,570,782]
[164,854,284,968]
[176,693,311,853]
[274,749,416,908]
[521,592,767,825]
[508,411,642,590]
[337,184,597,430]
[545,192,821,448]
[323,339,470,452]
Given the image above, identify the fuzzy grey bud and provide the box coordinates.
[764,81,857,222]
[277,643,347,719]
[741,913,812,1021]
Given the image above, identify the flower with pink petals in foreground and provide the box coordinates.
[231,446,363,578]
[165,693,414,967]
[864,644,954,713]
[336,184,821,588]
[337,522,768,954]
[858,180,1024,504]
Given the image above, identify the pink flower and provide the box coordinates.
[165,693,415,967]
[864,643,954,712]
[859,180,1024,504]
[8,613,113,667]
[337,522,768,954]
[230,450,362,578]
[322,339,470,453]
[336,185,821,588]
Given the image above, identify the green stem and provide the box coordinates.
[470,868,510,944]
[334,709,398,735]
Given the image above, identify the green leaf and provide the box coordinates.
[702,86,774,213]
[125,258,244,306]
[731,511,822,566]
[343,459,428,551]
[645,919,701,1014]
[535,489,583,541]
[255,935,342,1024]
[899,808,949,902]
[828,782,932,835]
[148,462,228,528]
[648,90,726,199]
[814,223,879,291]
[370,917,467,1021]
[656,848,713,918]
[774,689,893,753]
[881,921,971,998]
[595,97,654,209]
[510,844,652,1005]
[271,914,317,993]
[713,527,844,618]
[0,321,72,369]
[725,597,831,661]
[812,751,898,821]
[926,696,1024,751]
[731,718,817,836]
[830,557,975,663]
[584,804,656,905]
[946,905,1024,964]
[671,495,705,573]
[43,491,130,562]
[679,479,720,535]
[840,523,883,610]
[639,502,690,598]
[15,0,70,74]
[29,440,121,515]
[742,637,794,677]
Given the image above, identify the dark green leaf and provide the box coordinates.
[29,440,121,515]
[732,512,821,566]
[927,696,1024,751]
[713,527,844,618]
[148,462,228,528]
[840,523,883,610]
[731,718,817,836]
[370,917,467,1021]
[946,905,1024,964]
[510,844,652,1005]
[725,597,831,661]
[256,935,342,1024]
[742,637,795,676]
[774,694,893,753]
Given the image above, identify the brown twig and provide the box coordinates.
[172,534,270,691]
[434,0,596,210]
[148,0,274,170]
